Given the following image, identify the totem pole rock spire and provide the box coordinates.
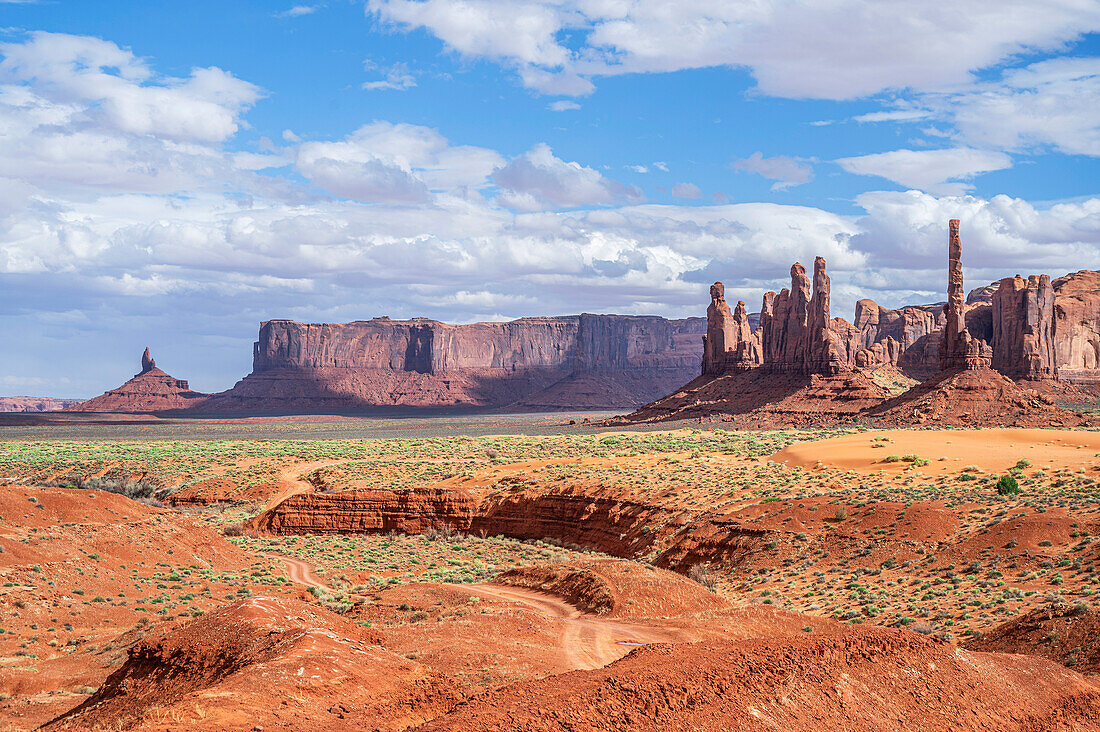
[940,220,991,370]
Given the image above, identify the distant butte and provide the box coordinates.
[65,349,208,414]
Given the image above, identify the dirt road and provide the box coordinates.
[455,583,691,670]
[268,555,329,591]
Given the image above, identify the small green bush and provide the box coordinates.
[996,475,1020,496]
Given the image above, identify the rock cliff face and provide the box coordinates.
[1052,270,1100,383]
[68,350,208,413]
[201,314,705,413]
[992,275,1057,379]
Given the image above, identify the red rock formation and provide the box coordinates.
[806,256,846,374]
[140,347,155,374]
[0,396,84,412]
[702,283,760,374]
[940,220,991,370]
[759,257,846,375]
[202,314,705,412]
[246,488,476,535]
[67,350,208,413]
[992,274,1057,379]
[1053,270,1100,383]
[702,282,733,375]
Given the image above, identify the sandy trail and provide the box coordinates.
[265,460,348,508]
[455,583,691,671]
[773,428,1100,476]
[268,555,329,591]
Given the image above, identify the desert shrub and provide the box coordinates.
[688,563,718,592]
[834,508,848,521]
[1016,459,1031,469]
[882,455,901,463]
[996,475,1020,496]
[221,523,244,537]
[44,476,158,500]
[409,610,429,623]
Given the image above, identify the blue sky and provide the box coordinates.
[1,0,1099,396]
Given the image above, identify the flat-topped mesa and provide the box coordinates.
[992,274,1057,380]
[940,219,992,370]
[140,347,155,375]
[702,283,760,374]
[760,257,848,375]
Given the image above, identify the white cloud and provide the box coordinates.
[370,0,571,67]
[368,0,1100,99]
[493,143,642,209]
[732,152,814,190]
[362,61,417,91]
[627,165,648,173]
[851,189,1100,275]
[0,32,261,143]
[671,182,701,199]
[295,121,504,201]
[939,57,1100,156]
[276,5,320,18]
[854,109,933,123]
[835,148,1012,195]
[548,99,580,111]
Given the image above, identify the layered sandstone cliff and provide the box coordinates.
[992,275,1057,379]
[198,314,705,413]
[1053,270,1100,383]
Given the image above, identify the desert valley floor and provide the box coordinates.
[4,415,1100,729]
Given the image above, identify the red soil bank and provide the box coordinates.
[414,627,1100,731]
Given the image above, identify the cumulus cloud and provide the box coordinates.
[732,152,814,190]
[0,32,261,143]
[368,0,1100,99]
[548,100,580,111]
[493,143,642,209]
[295,121,504,201]
[835,148,1013,195]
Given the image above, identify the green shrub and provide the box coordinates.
[996,475,1020,496]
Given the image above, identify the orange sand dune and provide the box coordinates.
[772,428,1100,476]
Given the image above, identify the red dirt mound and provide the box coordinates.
[415,626,1100,731]
[965,601,1100,675]
[494,557,730,618]
[867,365,1093,427]
[46,595,458,731]
[613,369,891,427]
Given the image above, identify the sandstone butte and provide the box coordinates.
[63,314,706,414]
[622,220,1099,427]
